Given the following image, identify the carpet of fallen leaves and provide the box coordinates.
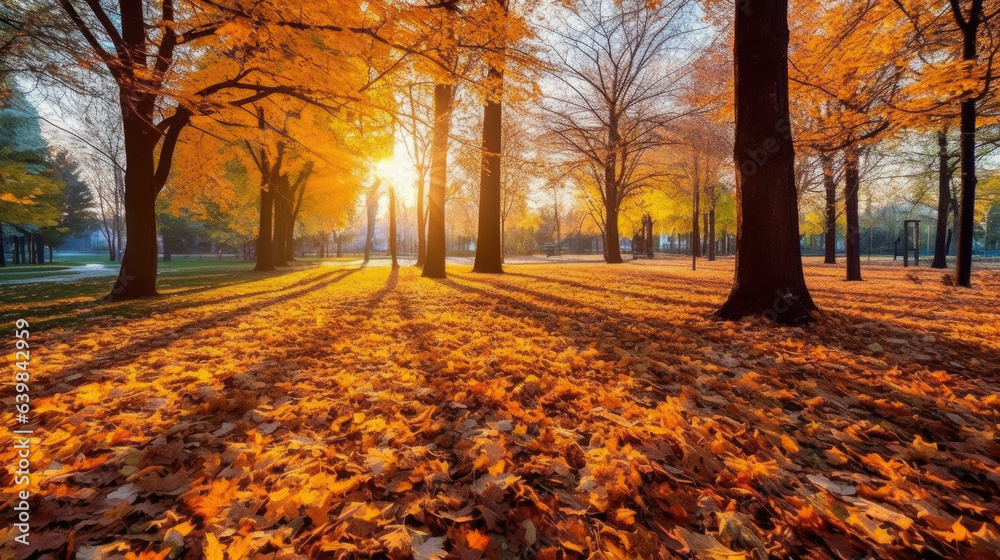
[2,259,1000,560]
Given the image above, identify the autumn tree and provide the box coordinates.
[47,0,402,298]
[789,0,916,281]
[543,0,699,264]
[397,80,434,266]
[716,0,817,323]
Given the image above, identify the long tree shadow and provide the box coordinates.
[35,267,363,398]
[0,265,337,334]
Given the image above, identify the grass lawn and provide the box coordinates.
[1,258,998,559]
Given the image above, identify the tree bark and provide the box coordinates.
[931,128,952,268]
[416,173,427,267]
[604,113,623,264]
[254,184,276,271]
[717,0,816,323]
[422,83,454,279]
[844,146,862,281]
[822,153,837,264]
[389,186,399,268]
[364,182,379,264]
[702,212,709,257]
[708,208,716,261]
[956,96,977,286]
[473,66,504,274]
[952,0,983,287]
[272,177,289,266]
[0,223,6,267]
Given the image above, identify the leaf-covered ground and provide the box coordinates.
[2,259,1000,560]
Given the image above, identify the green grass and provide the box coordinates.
[0,257,337,332]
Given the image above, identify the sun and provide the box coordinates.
[375,142,419,205]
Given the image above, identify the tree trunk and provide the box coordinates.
[48,245,53,263]
[708,208,716,261]
[254,185,276,271]
[692,163,701,264]
[717,0,816,323]
[844,146,862,281]
[932,128,952,268]
[364,183,379,264]
[0,223,6,267]
[272,179,289,266]
[822,153,837,264]
[336,235,343,258]
[389,186,399,268]
[13,236,20,265]
[107,111,157,299]
[956,96,977,286]
[423,83,454,279]
[473,66,504,274]
[702,212,709,256]
[954,0,982,287]
[604,114,623,264]
[416,173,427,267]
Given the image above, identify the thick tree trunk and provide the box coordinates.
[336,235,343,258]
[844,146,862,281]
[717,0,816,323]
[956,97,977,286]
[107,116,159,299]
[473,66,504,274]
[48,245,53,263]
[822,153,837,264]
[932,129,952,268]
[272,179,289,266]
[389,186,399,269]
[13,236,20,265]
[254,185,276,272]
[423,83,454,279]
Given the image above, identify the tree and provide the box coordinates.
[543,0,698,264]
[472,48,505,274]
[50,0,394,299]
[422,83,456,278]
[889,0,999,284]
[398,81,434,267]
[948,0,994,286]
[52,151,96,238]
[0,82,64,266]
[788,1,914,281]
[716,0,817,323]
[389,185,399,268]
[363,181,381,265]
